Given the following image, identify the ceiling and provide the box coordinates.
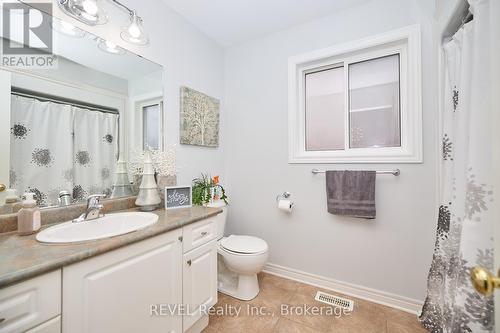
[161,0,371,47]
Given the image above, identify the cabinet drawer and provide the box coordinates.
[182,218,217,253]
[25,316,60,333]
[0,270,61,333]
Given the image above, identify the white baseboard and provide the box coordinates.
[263,263,424,315]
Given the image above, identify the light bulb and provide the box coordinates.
[82,0,98,16]
[128,22,141,38]
[121,11,148,45]
[58,0,107,25]
[98,39,125,55]
[105,41,117,49]
[51,19,85,38]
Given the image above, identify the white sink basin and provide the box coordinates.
[36,212,159,244]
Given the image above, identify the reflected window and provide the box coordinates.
[141,99,163,150]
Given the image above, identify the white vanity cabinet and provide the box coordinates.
[0,214,220,333]
[181,218,218,332]
[182,240,218,331]
[62,229,183,333]
[0,270,61,333]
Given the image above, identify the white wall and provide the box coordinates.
[49,0,226,185]
[223,0,438,303]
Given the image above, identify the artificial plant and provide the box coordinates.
[192,174,228,206]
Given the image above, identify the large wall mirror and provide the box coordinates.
[0,5,164,212]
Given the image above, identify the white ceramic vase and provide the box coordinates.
[135,151,161,211]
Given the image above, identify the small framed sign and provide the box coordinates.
[165,186,192,209]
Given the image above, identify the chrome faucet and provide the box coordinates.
[73,194,106,223]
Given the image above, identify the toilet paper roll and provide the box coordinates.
[278,199,293,213]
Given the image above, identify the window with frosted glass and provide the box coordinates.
[304,66,345,151]
[143,103,160,150]
[348,54,401,148]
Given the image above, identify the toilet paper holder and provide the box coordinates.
[276,192,291,202]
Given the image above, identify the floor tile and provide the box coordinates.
[214,312,279,333]
[379,304,426,332]
[387,318,428,333]
[344,300,389,331]
[281,292,343,332]
[245,282,295,315]
[274,318,324,333]
[259,272,302,293]
[204,274,426,333]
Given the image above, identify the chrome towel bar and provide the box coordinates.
[311,169,400,176]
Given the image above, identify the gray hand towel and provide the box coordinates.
[326,170,376,219]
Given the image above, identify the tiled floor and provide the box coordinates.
[203,272,428,333]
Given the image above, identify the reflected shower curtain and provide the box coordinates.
[10,95,118,206]
[73,107,119,201]
[10,96,74,206]
[420,1,495,332]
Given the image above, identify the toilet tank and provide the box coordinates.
[207,200,227,239]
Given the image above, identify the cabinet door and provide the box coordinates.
[182,240,217,331]
[63,230,183,333]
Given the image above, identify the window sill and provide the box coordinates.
[288,148,423,164]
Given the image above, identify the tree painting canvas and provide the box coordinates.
[180,86,220,147]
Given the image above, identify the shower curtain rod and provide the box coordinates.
[11,88,119,115]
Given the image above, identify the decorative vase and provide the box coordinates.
[135,151,161,211]
[111,157,134,198]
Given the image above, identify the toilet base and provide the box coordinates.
[218,258,260,300]
[218,274,260,300]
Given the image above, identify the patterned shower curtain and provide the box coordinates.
[10,95,74,206]
[10,95,118,206]
[419,0,495,332]
[73,106,119,201]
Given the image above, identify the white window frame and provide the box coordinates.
[288,25,422,164]
[137,97,164,151]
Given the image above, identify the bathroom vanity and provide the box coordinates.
[0,2,223,332]
[0,206,221,333]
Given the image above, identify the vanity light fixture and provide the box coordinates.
[58,0,108,25]
[52,18,86,38]
[97,39,126,55]
[59,0,150,46]
[121,10,149,45]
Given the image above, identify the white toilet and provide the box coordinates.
[208,201,268,301]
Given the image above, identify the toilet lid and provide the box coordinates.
[220,235,268,254]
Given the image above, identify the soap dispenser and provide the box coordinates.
[18,193,41,235]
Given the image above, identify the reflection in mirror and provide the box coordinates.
[0,12,163,212]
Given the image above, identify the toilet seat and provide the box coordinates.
[220,235,268,255]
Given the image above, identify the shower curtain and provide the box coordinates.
[10,95,119,206]
[10,96,74,206]
[420,1,495,332]
[73,107,119,201]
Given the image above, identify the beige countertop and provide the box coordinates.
[0,206,222,289]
